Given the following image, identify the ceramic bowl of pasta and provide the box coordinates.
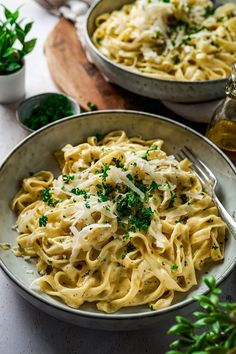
[84,0,236,102]
[0,111,236,330]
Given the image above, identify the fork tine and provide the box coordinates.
[179,148,209,186]
[175,152,183,162]
[183,146,216,182]
[177,148,236,240]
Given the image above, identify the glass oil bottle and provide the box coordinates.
[206,63,236,164]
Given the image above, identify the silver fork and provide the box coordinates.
[177,146,236,240]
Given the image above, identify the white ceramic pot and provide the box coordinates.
[0,61,25,104]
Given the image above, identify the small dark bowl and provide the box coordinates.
[16,92,80,132]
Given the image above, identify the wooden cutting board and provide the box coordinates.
[44,17,160,112]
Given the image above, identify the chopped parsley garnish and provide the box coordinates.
[138,180,159,201]
[41,188,52,203]
[136,180,148,194]
[166,179,171,189]
[85,202,90,209]
[103,183,113,194]
[204,6,215,18]
[24,94,74,130]
[180,194,188,204]
[123,231,130,239]
[41,188,61,207]
[130,207,154,231]
[149,181,159,191]
[165,180,177,209]
[98,192,108,202]
[103,205,110,211]
[173,55,180,64]
[168,192,177,208]
[117,187,154,234]
[117,191,141,217]
[87,101,98,111]
[62,174,74,183]
[97,183,113,202]
[39,215,48,227]
[101,163,110,181]
[71,188,89,200]
[171,263,179,271]
[127,173,133,181]
[112,157,124,169]
[127,244,136,253]
[183,35,192,45]
[142,144,159,161]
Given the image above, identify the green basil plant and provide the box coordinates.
[167,276,236,354]
[0,5,36,75]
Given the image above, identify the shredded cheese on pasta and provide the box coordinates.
[12,131,226,313]
[92,0,236,81]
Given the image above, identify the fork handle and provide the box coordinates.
[213,191,236,240]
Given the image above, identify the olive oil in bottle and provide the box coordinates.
[206,64,236,164]
[206,119,236,164]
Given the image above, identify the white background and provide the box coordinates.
[0,1,235,353]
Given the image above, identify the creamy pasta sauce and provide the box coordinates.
[93,0,236,81]
[12,131,226,312]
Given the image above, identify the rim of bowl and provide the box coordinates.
[16,92,80,133]
[85,0,228,86]
[1,110,236,320]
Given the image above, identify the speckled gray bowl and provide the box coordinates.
[85,0,227,103]
[0,111,236,330]
[16,92,80,132]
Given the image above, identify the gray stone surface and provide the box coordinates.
[0,271,235,354]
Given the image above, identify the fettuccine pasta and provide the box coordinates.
[12,131,226,313]
[93,0,236,81]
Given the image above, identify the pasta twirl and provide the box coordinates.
[12,131,226,313]
[92,0,236,81]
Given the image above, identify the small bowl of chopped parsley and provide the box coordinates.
[16,92,80,132]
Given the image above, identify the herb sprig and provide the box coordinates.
[0,6,36,75]
[167,276,236,354]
